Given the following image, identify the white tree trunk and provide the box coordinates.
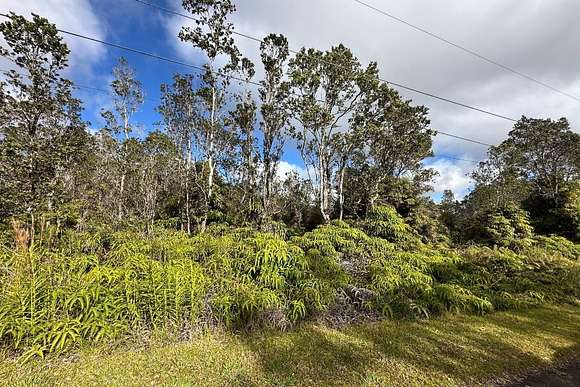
[338,166,346,221]
[185,139,192,235]
[201,85,217,232]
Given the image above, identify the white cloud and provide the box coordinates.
[165,0,580,155]
[158,0,580,197]
[1,0,106,76]
[427,159,474,199]
[161,0,235,70]
[276,160,308,181]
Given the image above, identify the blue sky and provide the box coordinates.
[32,0,318,189]
[71,0,186,133]
[3,0,580,201]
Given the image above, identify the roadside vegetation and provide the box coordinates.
[0,0,578,383]
[1,305,579,386]
[1,211,578,360]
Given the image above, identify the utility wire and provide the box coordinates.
[53,30,263,89]
[0,11,494,163]
[426,154,480,164]
[0,12,261,89]
[72,83,158,103]
[130,0,518,122]
[0,66,485,163]
[351,0,580,103]
[133,0,264,44]
[0,67,158,103]
[435,130,493,147]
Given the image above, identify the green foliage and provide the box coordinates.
[362,205,421,249]
[1,226,579,361]
[0,13,90,223]
[456,240,580,310]
[367,248,493,319]
[483,204,534,247]
[0,227,348,358]
[0,204,578,361]
[469,117,580,239]
[531,235,580,261]
[562,181,580,239]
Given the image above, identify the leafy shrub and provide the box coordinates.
[0,228,350,357]
[362,206,421,249]
[483,204,534,247]
[530,235,580,261]
[367,248,493,319]
[562,182,580,239]
[0,222,578,360]
[455,243,579,310]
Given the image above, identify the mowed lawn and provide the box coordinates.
[1,305,579,386]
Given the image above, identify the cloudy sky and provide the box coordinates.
[2,0,579,199]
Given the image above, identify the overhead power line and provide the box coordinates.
[0,66,486,163]
[0,11,495,160]
[130,0,518,123]
[435,131,493,147]
[52,30,263,90]
[351,0,580,103]
[133,0,264,44]
[0,12,498,146]
[426,154,480,164]
[0,67,158,103]
[0,12,260,89]
[0,73,483,165]
[71,83,158,103]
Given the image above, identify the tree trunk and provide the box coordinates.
[208,87,216,200]
[201,86,217,232]
[118,110,130,222]
[185,139,192,235]
[261,127,272,227]
[29,212,35,248]
[318,149,331,223]
[338,166,346,221]
[118,173,125,221]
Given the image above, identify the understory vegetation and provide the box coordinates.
[1,207,578,360]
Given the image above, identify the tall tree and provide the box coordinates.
[439,189,459,238]
[469,116,580,237]
[350,82,434,211]
[259,33,291,225]
[179,0,240,230]
[288,45,372,222]
[134,131,177,232]
[102,57,144,141]
[158,74,198,233]
[229,58,259,222]
[0,13,89,243]
[101,57,144,222]
[497,117,579,200]
[331,130,364,220]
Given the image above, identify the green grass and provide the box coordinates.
[1,304,579,386]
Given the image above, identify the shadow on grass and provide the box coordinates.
[500,343,580,387]
[242,305,580,386]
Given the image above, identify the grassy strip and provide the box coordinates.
[1,304,579,386]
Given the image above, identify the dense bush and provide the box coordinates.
[0,229,333,359]
[0,219,578,360]
[483,204,534,247]
[361,206,422,249]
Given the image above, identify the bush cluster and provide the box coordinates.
[0,207,578,360]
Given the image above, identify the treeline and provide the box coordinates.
[0,1,579,247]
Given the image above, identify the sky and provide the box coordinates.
[2,0,580,200]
